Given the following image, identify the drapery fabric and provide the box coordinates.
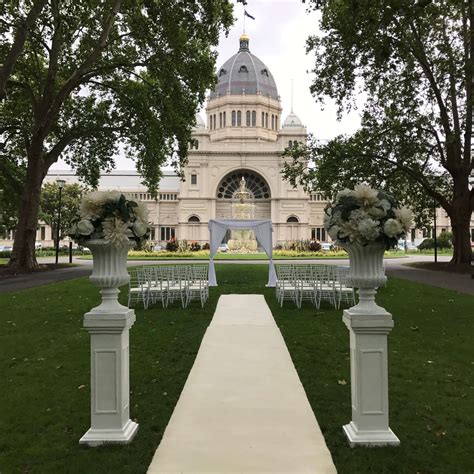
[207,219,276,287]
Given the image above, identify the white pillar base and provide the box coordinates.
[343,421,400,447]
[79,419,139,447]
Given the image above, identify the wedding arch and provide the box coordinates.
[207,219,277,287]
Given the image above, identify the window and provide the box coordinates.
[265,113,268,128]
[289,140,293,147]
[271,114,274,129]
[246,110,251,126]
[311,227,326,241]
[188,215,200,223]
[219,68,227,77]
[232,110,236,126]
[422,228,432,238]
[275,116,278,129]
[213,114,216,129]
[252,110,256,126]
[237,110,241,126]
[209,115,213,130]
[287,216,299,223]
[40,226,46,240]
[191,174,197,185]
[411,229,416,242]
[160,227,176,241]
[195,140,199,150]
[261,111,265,127]
[150,227,156,240]
[471,228,474,241]
[223,111,226,126]
[219,112,222,128]
[261,68,269,77]
[238,65,248,73]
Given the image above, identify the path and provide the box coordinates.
[148,294,336,474]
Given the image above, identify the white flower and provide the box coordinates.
[76,219,94,235]
[349,208,370,223]
[134,201,149,222]
[132,220,148,237]
[80,191,122,219]
[353,184,379,207]
[380,199,391,211]
[383,218,403,238]
[102,218,131,246]
[358,218,380,241]
[366,206,387,219]
[395,207,413,232]
[335,188,353,201]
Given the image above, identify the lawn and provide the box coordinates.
[0,265,472,473]
[0,258,8,265]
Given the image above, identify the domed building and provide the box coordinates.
[36,34,334,248]
[176,34,329,244]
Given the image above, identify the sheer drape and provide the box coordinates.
[207,219,275,287]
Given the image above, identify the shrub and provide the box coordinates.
[202,242,210,250]
[418,238,434,250]
[166,237,178,252]
[190,241,201,251]
[308,240,322,251]
[437,231,453,249]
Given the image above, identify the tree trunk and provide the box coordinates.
[7,153,45,271]
[449,175,473,266]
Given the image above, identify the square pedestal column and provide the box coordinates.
[342,309,400,447]
[79,307,139,447]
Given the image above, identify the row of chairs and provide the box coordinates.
[275,264,356,309]
[128,265,209,309]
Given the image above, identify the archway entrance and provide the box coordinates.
[216,169,271,220]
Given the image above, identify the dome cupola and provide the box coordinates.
[210,35,279,100]
[282,111,303,128]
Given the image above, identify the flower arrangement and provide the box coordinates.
[324,184,413,249]
[69,191,150,247]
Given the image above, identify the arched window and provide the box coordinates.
[265,113,269,128]
[209,115,212,129]
[237,110,242,126]
[219,112,222,128]
[261,111,265,127]
[223,111,226,126]
[216,170,271,200]
[188,215,200,223]
[213,114,216,129]
[252,110,256,126]
[232,110,236,126]
[288,140,293,147]
[271,114,274,130]
[275,116,278,129]
[246,110,251,126]
[287,216,299,223]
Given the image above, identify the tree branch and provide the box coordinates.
[0,0,48,100]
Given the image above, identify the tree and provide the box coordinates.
[282,0,473,265]
[1,0,233,271]
[38,182,84,243]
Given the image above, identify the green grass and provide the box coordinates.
[0,258,8,265]
[0,265,472,473]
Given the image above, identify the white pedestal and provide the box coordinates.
[342,308,400,447]
[80,306,139,447]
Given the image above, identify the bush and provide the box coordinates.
[190,241,201,251]
[202,242,210,250]
[0,250,12,258]
[437,231,453,249]
[166,237,178,252]
[308,240,322,252]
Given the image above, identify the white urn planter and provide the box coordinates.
[341,241,400,447]
[79,239,139,447]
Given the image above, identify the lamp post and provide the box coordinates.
[55,179,66,265]
[433,198,437,263]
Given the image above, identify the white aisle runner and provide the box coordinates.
[148,294,336,473]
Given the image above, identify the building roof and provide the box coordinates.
[282,111,304,128]
[194,113,206,128]
[209,34,279,100]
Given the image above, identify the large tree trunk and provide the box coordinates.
[449,174,473,266]
[7,153,45,271]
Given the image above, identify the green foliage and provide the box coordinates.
[165,237,178,252]
[282,0,473,247]
[418,231,453,250]
[39,182,84,239]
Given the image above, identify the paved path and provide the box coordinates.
[148,295,336,474]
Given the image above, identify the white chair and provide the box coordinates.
[294,265,317,308]
[185,265,209,308]
[316,265,337,308]
[335,266,356,309]
[166,265,187,308]
[148,266,168,308]
[275,264,298,307]
[128,267,149,309]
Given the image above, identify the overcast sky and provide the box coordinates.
[52,0,362,172]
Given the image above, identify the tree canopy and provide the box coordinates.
[0,0,234,270]
[282,0,473,264]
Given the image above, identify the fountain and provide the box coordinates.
[228,177,258,251]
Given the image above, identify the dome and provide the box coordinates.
[194,113,205,128]
[209,35,279,100]
[282,111,303,128]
